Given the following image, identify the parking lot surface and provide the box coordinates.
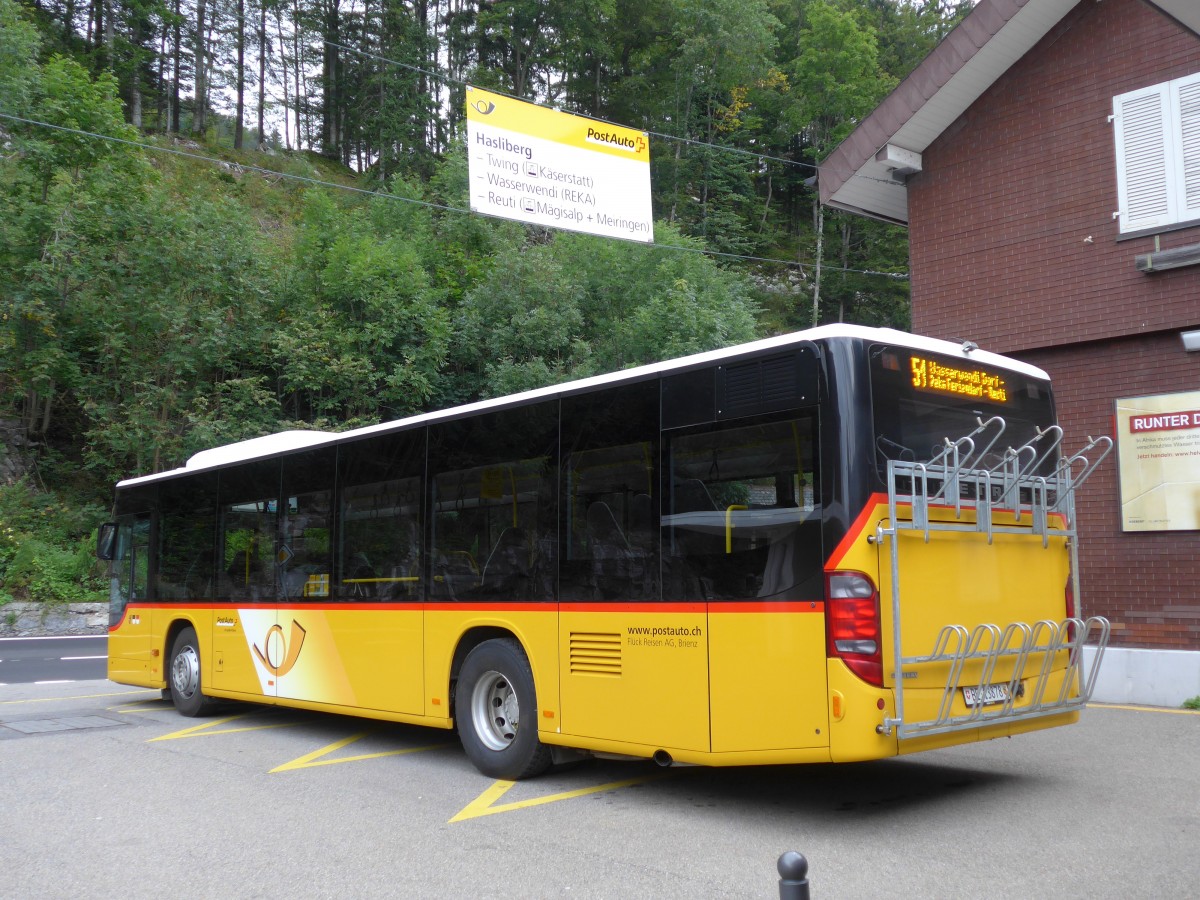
[1,681,1197,898]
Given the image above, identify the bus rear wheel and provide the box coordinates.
[455,638,552,779]
[168,626,218,717]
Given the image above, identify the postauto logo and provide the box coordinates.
[252,619,307,677]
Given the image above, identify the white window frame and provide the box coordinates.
[1113,71,1200,234]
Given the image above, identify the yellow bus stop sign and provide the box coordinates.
[465,86,653,243]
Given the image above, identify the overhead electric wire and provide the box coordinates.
[210,5,903,190]
[320,37,905,189]
[322,37,814,172]
[0,110,466,214]
[0,110,908,280]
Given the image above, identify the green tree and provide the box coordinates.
[0,0,938,591]
[0,0,41,120]
[454,223,760,399]
[22,163,280,479]
[783,1,899,325]
[274,185,451,423]
[787,0,894,158]
[457,241,592,396]
[0,27,143,457]
[18,54,137,200]
[659,0,778,236]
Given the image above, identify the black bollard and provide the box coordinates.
[777,851,810,900]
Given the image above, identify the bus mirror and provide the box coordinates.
[96,522,118,561]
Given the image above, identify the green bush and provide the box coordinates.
[0,479,104,546]
[0,479,107,605]
[1184,696,1200,711]
[4,535,106,605]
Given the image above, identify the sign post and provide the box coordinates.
[465,86,654,242]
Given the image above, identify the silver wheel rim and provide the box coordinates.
[171,644,200,701]
[470,669,519,752]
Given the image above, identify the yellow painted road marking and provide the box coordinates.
[1090,703,1200,716]
[109,700,173,714]
[270,731,451,773]
[148,714,301,742]
[0,689,157,706]
[449,772,671,823]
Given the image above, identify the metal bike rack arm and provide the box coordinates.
[880,417,1111,740]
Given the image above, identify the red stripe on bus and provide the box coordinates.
[424,603,552,613]
[707,601,824,614]
[279,602,427,611]
[118,601,427,613]
[115,600,823,619]
[119,600,555,614]
[560,602,707,614]
[825,492,887,571]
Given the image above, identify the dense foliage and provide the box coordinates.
[0,0,969,605]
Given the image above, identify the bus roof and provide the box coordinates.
[117,324,1050,487]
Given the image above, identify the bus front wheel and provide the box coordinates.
[455,638,552,779]
[168,626,218,717]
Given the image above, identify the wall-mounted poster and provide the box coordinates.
[1115,391,1200,531]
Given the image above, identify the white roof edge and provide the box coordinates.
[117,325,1048,488]
[821,0,1079,224]
[186,430,333,471]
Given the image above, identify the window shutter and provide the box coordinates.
[1173,74,1200,220]
[1113,84,1174,233]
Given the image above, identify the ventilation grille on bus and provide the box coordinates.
[569,633,622,677]
[718,350,810,419]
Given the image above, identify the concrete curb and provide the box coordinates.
[1085,645,1200,708]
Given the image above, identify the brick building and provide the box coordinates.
[819,0,1200,704]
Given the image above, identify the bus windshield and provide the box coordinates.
[869,345,1058,480]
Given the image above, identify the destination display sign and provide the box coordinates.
[465,86,654,242]
[909,354,1009,403]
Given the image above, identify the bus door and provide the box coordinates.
[665,416,828,753]
[272,460,341,708]
[557,384,712,752]
[319,437,426,716]
[107,511,154,683]
[212,459,281,700]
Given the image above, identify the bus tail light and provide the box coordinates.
[826,571,883,687]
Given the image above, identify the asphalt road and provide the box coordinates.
[0,680,1196,899]
[0,635,107,684]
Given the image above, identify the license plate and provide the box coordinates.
[963,683,1011,707]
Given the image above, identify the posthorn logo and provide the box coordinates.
[252,619,307,676]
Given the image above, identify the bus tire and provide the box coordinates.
[168,626,218,717]
[455,638,552,779]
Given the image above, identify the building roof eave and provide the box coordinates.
[817,0,1200,225]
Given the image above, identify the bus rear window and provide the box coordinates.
[869,346,1057,480]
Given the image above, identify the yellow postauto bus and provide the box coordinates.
[98,325,1111,779]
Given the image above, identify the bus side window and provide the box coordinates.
[663,416,821,602]
[339,479,421,600]
[157,473,217,600]
[281,447,335,600]
[336,431,425,601]
[561,381,660,603]
[429,401,558,603]
[216,459,280,602]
